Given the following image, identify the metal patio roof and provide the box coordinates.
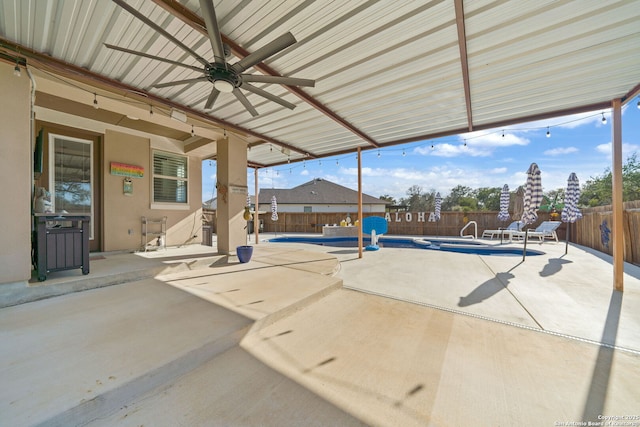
[1,0,639,167]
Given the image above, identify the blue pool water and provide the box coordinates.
[268,236,543,256]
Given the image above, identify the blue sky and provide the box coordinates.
[202,104,640,203]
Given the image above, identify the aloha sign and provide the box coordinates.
[384,212,440,223]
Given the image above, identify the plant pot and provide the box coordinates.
[236,245,253,263]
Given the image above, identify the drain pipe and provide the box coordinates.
[26,65,37,217]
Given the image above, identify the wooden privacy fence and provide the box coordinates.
[203,208,562,238]
[571,200,640,266]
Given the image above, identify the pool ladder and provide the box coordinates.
[460,221,477,239]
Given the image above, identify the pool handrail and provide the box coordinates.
[460,221,477,239]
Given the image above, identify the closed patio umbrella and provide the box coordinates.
[521,163,543,260]
[498,184,510,221]
[434,192,441,235]
[561,173,582,254]
[512,186,525,221]
[271,196,278,236]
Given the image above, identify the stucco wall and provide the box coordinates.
[103,130,202,252]
[0,62,33,285]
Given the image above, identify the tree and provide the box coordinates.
[399,185,436,211]
[443,185,476,211]
[378,194,398,206]
[579,153,640,207]
[476,187,502,211]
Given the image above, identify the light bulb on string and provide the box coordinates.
[149,105,153,116]
[402,149,406,156]
[13,62,21,77]
[377,150,381,158]
[637,99,640,109]
[270,144,273,152]
[191,125,195,137]
[601,112,607,124]
[501,129,504,138]
[463,139,467,147]
[318,159,322,166]
[289,168,292,174]
[287,156,290,164]
[336,159,339,166]
[430,144,434,150]
[546,127,551,138]
[93,93,99,109]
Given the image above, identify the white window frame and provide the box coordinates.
[151,150,189,210]
[48,134,95,240]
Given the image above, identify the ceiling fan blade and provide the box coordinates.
[104,44,203,73]
[113,0,210,67]
[233,88,258,117]
[241,83,296,110]
[204,88,220,110]
[232,32,297,73]
[153,77,209,88]
[198,0,226,64]
[241,74,315,87]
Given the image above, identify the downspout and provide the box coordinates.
[26,65,36,216]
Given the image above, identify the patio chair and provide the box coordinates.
[481,221,523,240]
[517,221,562,242]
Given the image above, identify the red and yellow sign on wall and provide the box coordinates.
[110,162,144,178]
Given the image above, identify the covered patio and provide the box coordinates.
[1,237,639,425]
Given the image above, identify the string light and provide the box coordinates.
[303,160,306,168]
[318,159,322,166]
[402,149,406,156]
[13,62,21,77]
[149,105,153,116]
[377,150,381,158]
[336,159,339,166]
[287,156,290,163]
[463,139,467,147]
[546,127,551,138]
[93,93,99,109]
[430,144,434,150]
[191,125,195,136]
[270,144,273,152]
[502,129,505,138]
[637,99,640,109]
[601,112,607,124]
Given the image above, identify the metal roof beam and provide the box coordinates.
[454,0,473,132]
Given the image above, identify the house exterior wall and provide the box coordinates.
[257,203,385,213]
[0,62,32,286]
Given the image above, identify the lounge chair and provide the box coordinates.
[482,221,523,240]
[516,221,562,242]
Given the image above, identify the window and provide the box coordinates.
[153,151,188,205]
[49,134,94,239]
[303,206,312,213]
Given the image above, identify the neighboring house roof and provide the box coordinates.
[258,178,388,205]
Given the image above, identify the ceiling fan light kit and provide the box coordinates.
[108,0,315,117]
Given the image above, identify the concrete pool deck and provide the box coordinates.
[1,234,639,426]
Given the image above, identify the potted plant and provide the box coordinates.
[237,205,253,263]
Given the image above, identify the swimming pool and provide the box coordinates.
[268,236,544,256]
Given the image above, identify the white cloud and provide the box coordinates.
[490,167,507,174]
[595,142,640,158]
[543,147,579,156]
[300,169,309,176]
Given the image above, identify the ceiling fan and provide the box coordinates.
[107,0,315,117]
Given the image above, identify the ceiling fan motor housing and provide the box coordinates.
[206,64,238,92]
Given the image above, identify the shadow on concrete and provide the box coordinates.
[539,258,573,277]
[458,272,514,307]
[581,290,622,422]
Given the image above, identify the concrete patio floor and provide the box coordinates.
[1,235,639,426]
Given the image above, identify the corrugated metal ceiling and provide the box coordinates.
[1,0,638,167]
